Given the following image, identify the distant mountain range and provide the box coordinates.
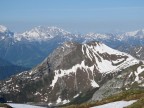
[0,25,144,68]
[0,41,143,106]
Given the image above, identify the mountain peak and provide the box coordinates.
[18,26,71,41]
[136,29,144,36]
[117,29,144,41]
[124,29,144,37]
[0,25,14,40]
[0,25,8,33]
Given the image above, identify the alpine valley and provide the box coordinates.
[0,25,144,107]
[0,57,29,80]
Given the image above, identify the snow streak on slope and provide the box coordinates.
[134,65,144,83]
[50,60,97,88]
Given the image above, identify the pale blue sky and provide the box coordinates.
[0,0,144,33]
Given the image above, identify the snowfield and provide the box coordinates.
[91,100,136,108]
[7,103,46,108]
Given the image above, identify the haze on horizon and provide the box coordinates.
[0,0,144,33]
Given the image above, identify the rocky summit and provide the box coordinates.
[0,41,143,106]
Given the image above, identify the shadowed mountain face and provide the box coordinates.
[0,41,143,106]
[0,58,12,67]
[0,58,30,80]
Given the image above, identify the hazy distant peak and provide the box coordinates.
[0,25,8,33]
[17,26,71,41]
[124,29,144,36]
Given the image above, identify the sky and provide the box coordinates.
[0,0,144,33]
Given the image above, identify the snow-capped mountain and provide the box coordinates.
[116,29,144,45]
[118,29,144,40]
[113,29,144,60]
[14,26,71,42]
[0,25,144,68]
[0,25,117,68]
[0,41,143,106]
[0,25,8,33]
[0,25,77,67]
[82,33,111,41]
[83,29,144,61]
[0,25,14,40]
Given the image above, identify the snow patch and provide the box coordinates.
[136,47,142,54]
[62,99,70,104]
[134,65,144,83]
[128,72,133,78]
[6,78,12,83]
[139,83,144,87]
[56,97,62,104]
[73,94,80,98]
[34,91,42,96]
[16,85,19,87]
[112,58,125,64]
[65,43,71,48]
[48,103,52,106]
[7,103,46,108]
[56,97,69,104]
[91,100,137,108]
[91,80,99,88]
